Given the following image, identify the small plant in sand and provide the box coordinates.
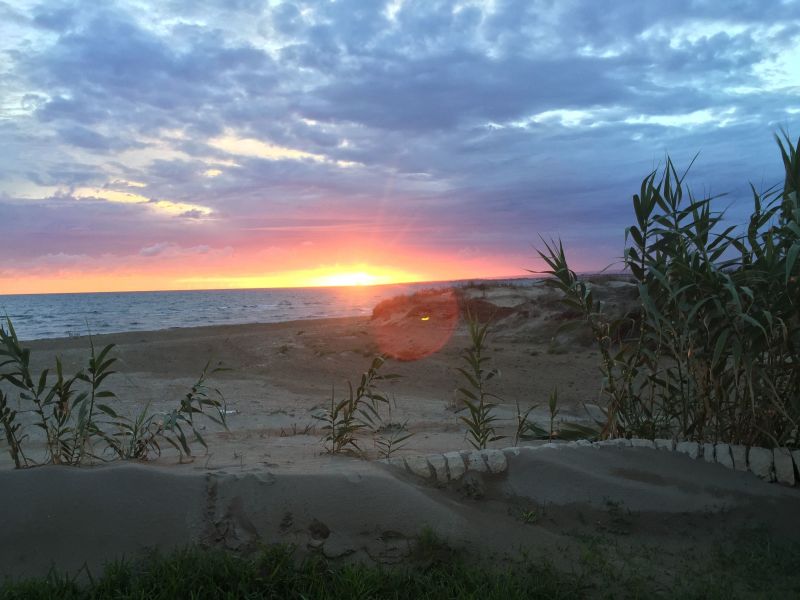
[513,399,546,446]
[315,355,400,454]
[374,419,413,459]
[457,317,504,449]
[0,317,228,467]
[547,387,560,441]
[98,361,228,461]
[512,389,599,445]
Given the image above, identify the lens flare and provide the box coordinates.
[369,288,459,361]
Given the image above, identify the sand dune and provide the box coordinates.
[1,446,798,580]
[1,281,798,580]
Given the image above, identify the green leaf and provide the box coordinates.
[96,404,120,418]
[711,330,730,369]
[786,242,800,283]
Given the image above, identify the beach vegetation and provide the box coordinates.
[315,355,400,454]
[0,318,228,467]
[512,390,600,445]
[547,386,560,440]
[513,398,545,445]
[457,316,504,449]
[373,419,413,459]
[536,131,800,447]
[2,528,799,598]
[97,362,228,461]
[279,422,314,437]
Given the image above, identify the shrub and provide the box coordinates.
[315,355,400,454]
[537,132,800,447]
[0,317,228,467]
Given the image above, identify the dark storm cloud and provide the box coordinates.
[1,0,798,274]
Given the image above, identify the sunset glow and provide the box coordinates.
[176,264,424,290]
[1,2,794,296]
[309,271,391,288]
[0,254,516,295]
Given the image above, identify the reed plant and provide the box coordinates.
[513,398,545,446]
[316,356,400,454]
[96,362,228,461]
[513,389,599,445]
[457,317,504,449]
[537,131,800,447]
[374,418,413,458]
[0,317,228,467]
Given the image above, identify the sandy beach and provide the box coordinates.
[10,282,611,469]
[2,281,799,582]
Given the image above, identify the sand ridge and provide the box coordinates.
[1,447,798,580]
[1,281,799,580]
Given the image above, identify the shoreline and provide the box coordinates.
[0,278,549,342]
[23,315,364,346]
[5,282,611,473]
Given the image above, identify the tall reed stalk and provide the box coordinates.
[537,131,800,447]
[457,317,504,449]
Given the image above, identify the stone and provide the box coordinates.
[427,454,448,482]
[481,449,508,474]
[501,447,521,457]
[773,448,796,486]
[715,443,734,469]
[654,439,674,451]
[460,471,485,499]
[386,457,405,469]
[675,441,700,459]
[748,447,775,481]
[575,439,593,447]
[443,451,466,480]
[595,439,628,448]
[405,455,432,479]
[541,442,563,450]
[465,451,488,472]
[703,443,715,463]
[630,438,655,449]
[731,445,748,471]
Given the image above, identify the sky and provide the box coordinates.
[1,0,799,294]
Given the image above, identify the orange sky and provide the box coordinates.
[0,240,530,295]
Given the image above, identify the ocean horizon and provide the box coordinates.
[0,278,536,341]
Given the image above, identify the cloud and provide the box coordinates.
[57,125,123,151]
[1,0,799,289]
[139,242,213,257]
[139,242,171,256]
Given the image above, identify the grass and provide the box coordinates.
[2,529,798,599]
[0,545,586,600]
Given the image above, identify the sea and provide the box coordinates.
[0,279,532,341]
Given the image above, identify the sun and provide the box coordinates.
[313,271,381,287]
